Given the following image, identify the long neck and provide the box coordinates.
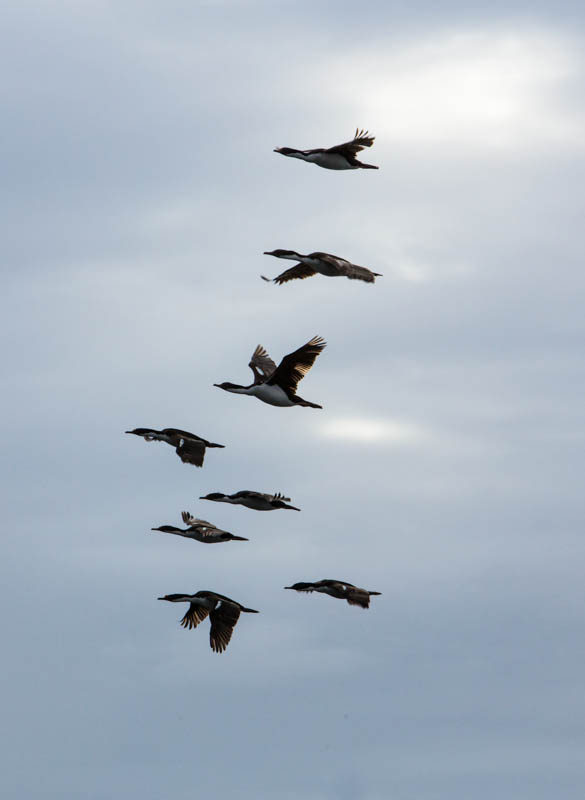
[225,384,253,394]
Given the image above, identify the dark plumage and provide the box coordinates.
[262,249,382,285]
[158,591,259,653]
[200,490,300,511]
[125,427,224,467]
[151,511,248,543]
[274,129,378,170]
[285,580,381,609]
[214,336,326,408]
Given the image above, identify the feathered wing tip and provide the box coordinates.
[346,589,382,609]
[180,604,210,630]
[249,343,277,383]
[353,128,375,147]
[306,334,327,351]
[209,602,242,653]
[346,594,370,609]
[297,399,323,409]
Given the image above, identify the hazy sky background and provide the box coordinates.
[2,1,585,798]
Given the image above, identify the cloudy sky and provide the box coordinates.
[3,1,585,798]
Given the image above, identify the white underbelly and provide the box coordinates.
[251,383,294,407]
[307,153,355,170]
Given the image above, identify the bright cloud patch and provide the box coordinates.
[320,417,426,444]
[331,30,585,153]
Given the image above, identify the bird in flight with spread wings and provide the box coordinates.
[158,590,259,653]
[214,336,326,409]
[200,490,300,511]
[124,428,224,467]
[151,511,248,544]
[285,580,382,609]
[262,249,382,285]
[274,129,378,170]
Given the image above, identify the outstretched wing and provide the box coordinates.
[318,579,357,590]
[181,510,196,526]
[268,336,326,394]
[248,344,277,385]
[209,601,241,653]
[180,511,214,527]
[317,253,380,283]
[262,264,318,285]
[180,603,210,630]
[328,129,375,157]
[184,517,223,537]
[345,588,371,609]
[175,438,206,467]
[342,264,379,282]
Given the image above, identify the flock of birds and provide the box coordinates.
[126,130,382,653]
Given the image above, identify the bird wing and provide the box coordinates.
[180,603,210,630]
[268,336,326,394]
[188,519,224,537]
[181,510,197,526]
[248,344,277,384]
[318,580,357,590]
[316,253,379,283]
[327,129,375,157]
[175,438,206,467]
[263,263,318,285]
[209,601,241,653]
[342,264,379,282]
[162,428,200,441]
[345,588,371,609]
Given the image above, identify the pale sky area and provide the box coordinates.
[2,1,585,798]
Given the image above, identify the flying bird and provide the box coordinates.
[151,511,248,543]
[274,129,378,170]
[200,490,300,511]
[214,336,326,409]
[262,250,382,285]
[158,590,259,653]
[284,580,381,609]
[124,428,224,467]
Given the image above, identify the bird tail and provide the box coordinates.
[300,400,322,409]
[231,535,249,541]
[241,606,259,613]
[207,442,225,448]
[355,161,379,169]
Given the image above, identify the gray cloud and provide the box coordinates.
[2,2,585,798]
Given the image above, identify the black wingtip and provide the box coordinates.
[260,275,271,282]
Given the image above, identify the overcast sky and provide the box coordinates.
[2,1,585,798]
